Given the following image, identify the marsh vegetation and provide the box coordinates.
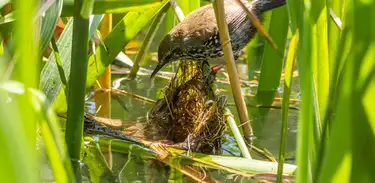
[0,0,374,183]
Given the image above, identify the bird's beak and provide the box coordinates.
[150,62,167,79]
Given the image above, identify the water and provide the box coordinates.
[73,58,300,182]
[38,27,300,181]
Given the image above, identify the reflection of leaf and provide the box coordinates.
[83,145,110,183]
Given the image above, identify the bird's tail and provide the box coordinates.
[252,0,286,13]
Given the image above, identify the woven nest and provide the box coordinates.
[148,61,227,154]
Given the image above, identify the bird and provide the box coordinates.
[150,0,286,78]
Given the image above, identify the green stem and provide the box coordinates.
[65,0,89,182]
[224,108,252,159]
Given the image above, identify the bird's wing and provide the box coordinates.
[170,1,253,46]
[170,3,218,46]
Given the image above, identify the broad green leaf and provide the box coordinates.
[40,14,105,111]
[327,0,343,82]
[40,0,63,54]
[176,0,190,14]
[257,5,289,106]
[307,0,375,182]
[40,19,73,108]
[311,0,329,127]
[286,0,314,182]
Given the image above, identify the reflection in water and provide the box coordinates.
[79,56,299,182]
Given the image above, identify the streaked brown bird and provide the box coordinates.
[151,0,286,78]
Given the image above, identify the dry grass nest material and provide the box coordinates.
[148,61,227,154]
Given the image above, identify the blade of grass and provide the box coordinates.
[10,0,39,182]
[62,0,162,16]
[316,3,353,179]
[176,0,190,14]
[128,3,169,79]
[311,0,329,131]
[246,35,263,80]
[164,7,175,34]
[1,83,75,182]
[317,9,354,182]
[286,0,314,182]
[0,87,37,182]
[315,27,353,180]
[257,5,288,107]
[189,0,200,11]
[308,1,332,180]
[31,89,70,183]
[297,16,315,183]
[276,30,298,183]
[51,37,69,99]
[346,0,375,181]
[327,0,343,82]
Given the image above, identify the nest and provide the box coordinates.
[148,61,227,154]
